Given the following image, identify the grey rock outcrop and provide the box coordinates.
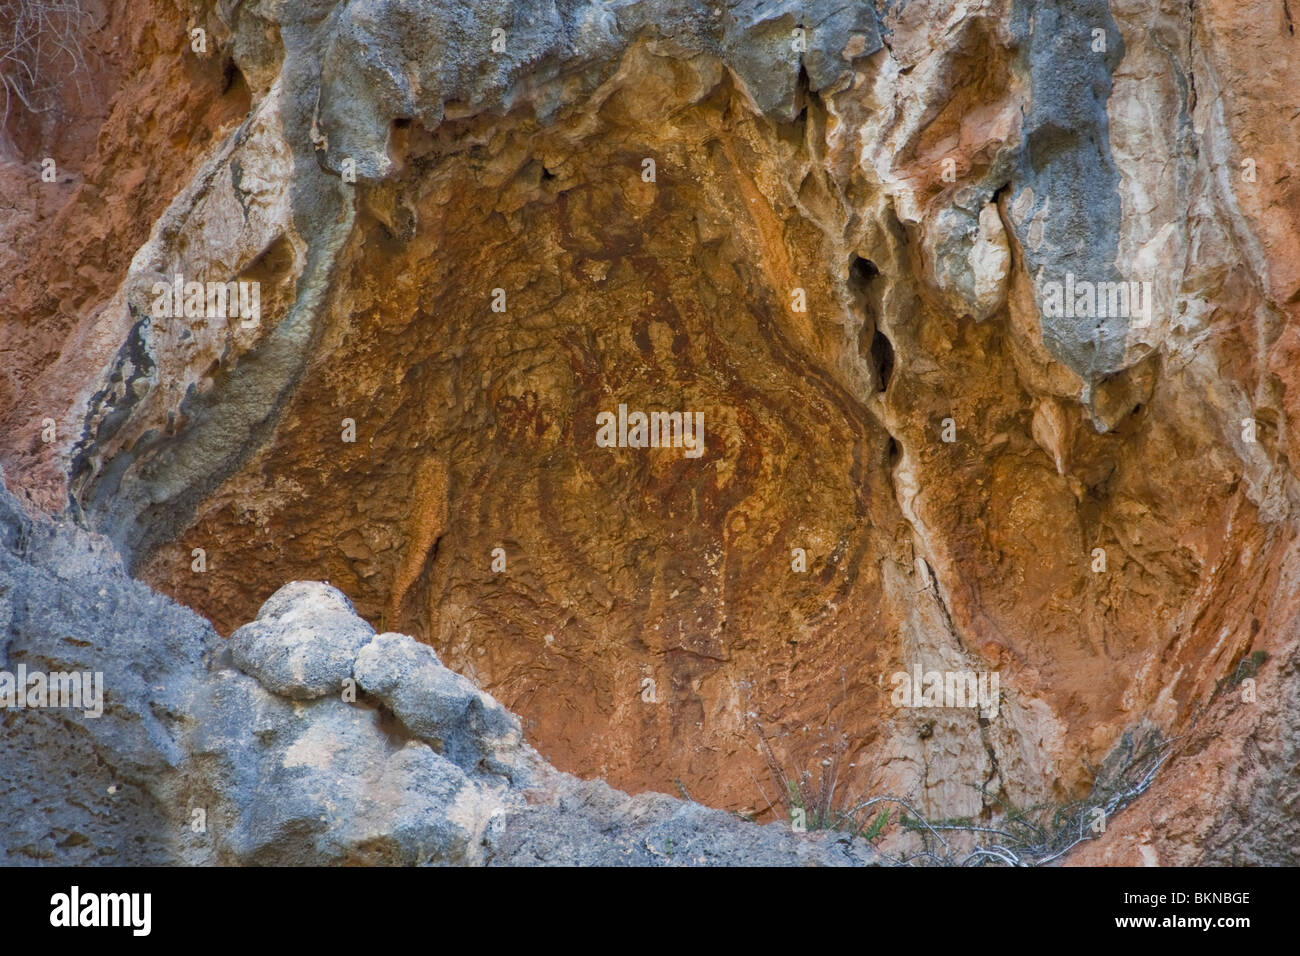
[229,581,374,700]
[0,479,874,865]
[353,633,526,779]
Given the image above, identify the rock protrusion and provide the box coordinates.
[229,582,373,700]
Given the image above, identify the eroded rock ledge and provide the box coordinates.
[0,481,873,865]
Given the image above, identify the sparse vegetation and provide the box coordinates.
[1230,649,1268,685]
[753,718,1176,866]
[0,0,90,124]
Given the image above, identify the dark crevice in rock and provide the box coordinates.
[870,329,895,394]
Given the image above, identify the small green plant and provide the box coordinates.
[786,780,802,810]
[860,809,889,842]
[1230,650,1267,685]
[749,680,864,835]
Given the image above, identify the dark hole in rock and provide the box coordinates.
[871,329,894,393]
[850,256,879,290]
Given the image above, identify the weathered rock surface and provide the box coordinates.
[229,580,374,699]
[2,0,1299,863]
[0,479,873,865]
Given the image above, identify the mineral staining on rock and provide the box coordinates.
[1,0,1299,865]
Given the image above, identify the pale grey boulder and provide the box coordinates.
[229,581,373,700]
[184,667,498,865]
[354,632,526,780]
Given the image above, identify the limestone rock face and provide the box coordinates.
[2,0,1299,864]
[0,485,871,865]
